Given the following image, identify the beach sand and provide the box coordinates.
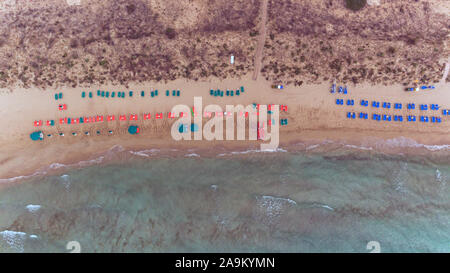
[0,73,449,181]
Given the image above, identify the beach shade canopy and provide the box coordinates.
[190,123,199,132]
[179,124,189,133]
[30,131,44,141]
[128,125,140,135]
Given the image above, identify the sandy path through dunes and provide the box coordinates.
[252,0,268,81]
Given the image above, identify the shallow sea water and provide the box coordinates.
[0,144,449,252]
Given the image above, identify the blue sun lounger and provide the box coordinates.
[338,86,343,93]
[372,114,381,121]
[382,115,392,121]
[151,91,154,97]
[220,91,224,97]
[111,92,115,98]
[240,86,244,93]
[155,90,158,96]
[54,94,58,100]
[407,103,415,110]
[443,109,448,115]
[141,91,145,97]
[420,104,428,110]
[236,90,240,96]
[430,104,439,110]
[330,84,336,93]
[172,90,176,96]
[346,99,354,106]
[360,100,369,107]
[67,118,71,124]
[82,91,86,98]
[230,90,234,96]
[372,101,380,108]
[394,103,402,109]
[359,112,368,119]
[343,87,348,94]
[431,117,437,123]
[226,90,230,96]
[393,115,403,122]
[106,91,110,98]
[97,90,101,96]
[336,99,344,105]
[79,117,84,124]
[129,91,133,97]
[59,93,63,99]
[89,92,93,98]
[347,112,356,119]
[420,116,429,122]
[177,90,180,96]
[437,117,442,123]
[382,102,391,109]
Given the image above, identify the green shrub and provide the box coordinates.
[345,0,367,11]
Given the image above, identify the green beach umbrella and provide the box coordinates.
[30,131,44,141]
[128,125,140,135]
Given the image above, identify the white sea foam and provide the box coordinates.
[25,204,41,213]
[375,137,450,152]
[185,153,200,157]
[218,148,287,156]
[0,230,27,252]
[129,149,160,157]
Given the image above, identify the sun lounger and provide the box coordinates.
[420,104,428,110]
[111,92,115,98]
[382,102,391,109]
[46,120,55,126]
[407,115,416,122]
[67,118,71,124]
[106,91,109,98]
[59,93,63,99]
[431,117,436,123]
[82,91,86,98]
[346,99,354,106]
[372,101,380,108]
[407,103,415,110]
[79,117,84,124]
[230,90,234,96]
[89,92,93,98]
[420,116,429,122]
[97,90,101,96]
[101,91,105,97]
[151,91,154,97]
[129,91,133,97]
[177,90,180,96]
[119,115,126,121]
[338,86,343,93]
[155,90,158,96]
[240,86,244,93]
[220,91,224,97]
[54,94,58,100]
[394,103,402,109]
[167,90,170,96]
[236,90,240,96]
[437,117,442,123]
[382,115,392,121]
[430,104,439,110]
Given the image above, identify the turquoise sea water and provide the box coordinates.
[0,142,449,252]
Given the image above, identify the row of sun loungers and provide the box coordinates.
[346,112,442,123]
[336,99,444,112]
[34,108,289,127]
[210,86,245,97]
[166,90,180,97]
[82,90,168,98]
[330,84,348,94]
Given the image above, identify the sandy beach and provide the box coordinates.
[0,73,449,181]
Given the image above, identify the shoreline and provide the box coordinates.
[1,73,449,181]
